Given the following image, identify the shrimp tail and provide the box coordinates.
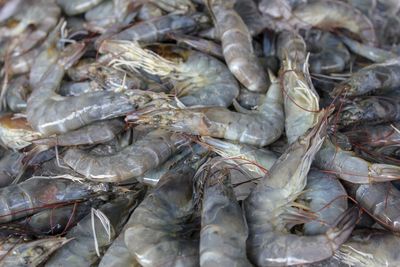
[326,207,359,250]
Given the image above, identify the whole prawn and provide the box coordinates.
[244,110,358,266]
[205,0,269,93]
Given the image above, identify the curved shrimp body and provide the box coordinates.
[339,96,400,127]
[0,237,70,267]
[332,58,400,96]
[96,12,209,48]
[45,191,141,267]
[63,129,190,182]
[244,110,357,266]
[26,43,135,136]
[34,119,125,147]
[207,0,269,93]
[0,178,109,223]
[124,162,202,267]
[277,31,320,144]
[0,114,42,150]
[129,71,283,147]
[301,170,348,235]
[199,160,252,267]
[333,229,400,267]
[100,41,239,108]
[314,138,400,183]
[345,182,400,232]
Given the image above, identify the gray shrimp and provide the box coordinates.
[0,237,70,267]
[332,57,400,96]
[0,151,24,188]
[128,70,283,147]
[147,0,196,13]
[198,159,252,267]
[95,12,209,48]
[206,0,269,93]
[45,189,143,267]
[338,96,400,127]
[5,75,29,112]
[277,31,320,144]
[234,0,266,36]
[63,129,190,182]
[301,170,348,235]
[345,181,400,232]
[259,0,377,45]
[137,2,163,21]
[100,41,239,107]
[26,42,136,136]
[124,157,204,267]
[314,137,400,183]
[244,109,358,266]
[57,0,104,16]
[34,119,125,147]
[0,177,109,223]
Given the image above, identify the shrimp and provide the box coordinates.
[301,170,348,235]
[128,70,283,147]
[340,35,397,63]
[304,30,351,74]
[124,157,204,267]
[259,0,377,45]
[206,0,269,93]
[95,12,209,48]
[57,0,104,16]
[344,122,400,148]
[332,57,400,96]
[0,0,60,56]
[34,119,125,147]
[63,129,190,182]
[345,182,400,232]
[234,0,266,36]
[332,229,400,266]
[0,237,70,267]
[137,3,163,21]
[100,41,239,108]
[0,177,109,223]
[338,96,400,127]
[5,75,29,112]
[26,42,136,136]
[198,159,252,267]
[147,0,196,13]
[277,31,320,144]
[244,109,358,266]
[45,190,143,267]
[0,151,24,188]
[314,137,400,183]
[0,114,42,150]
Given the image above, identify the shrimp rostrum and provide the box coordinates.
[128,70,284,147]
[244,110,358,266]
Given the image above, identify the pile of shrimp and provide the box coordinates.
[0,0,400,266]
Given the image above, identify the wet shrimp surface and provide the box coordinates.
[0,0,400,266]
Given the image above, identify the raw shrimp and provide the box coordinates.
[234,0,266,36]
[57,0,104,16]
[0,237,70,267]
[34,119,125,147]
[168,32,223,59]
[137,3,163,21]
[0,151,24,188]
[0,0,60,56]
[26,42,136,136]
[0,177,109,223]
[314,137,400,183]
[332,57,400,96]
[147,0,196,13]
[124,158,203,267]
[0,114,41,150]
[45,190,143,267]
[338,96,400,127]
[333,229,400,266]
[340,35,397,63]
[100,41,239,107]
[128,70,283,147]
[63,129,190,182]
[259,0,377,45]
[301,170,348,235]
[344,122,400,148]
[345,181,400,232]
[5,75,29,112]
[95,12,209,48]
[206,0,269,93]
[244,110,358,266]
[277,31,320,144]
[198,159,252,267]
